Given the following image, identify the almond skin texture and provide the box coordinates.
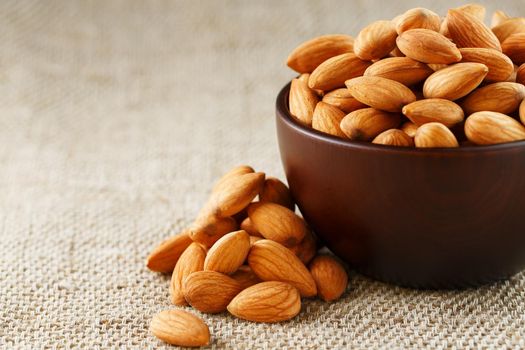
[248,239,317,297]
[396,29,462,64]
[287,34,354,73]
[354,20,398,60]
[441,4,486,38]
[465,111,525,145]
[414,122,459,148]
[402,99,464,127]
[183,271,243,313]
[309,255,348,302]
[170,243,206,305]
[401,121,419,138]
[502,33,525,65]
[322,88,367,113]
[446,9,501,51]
[212,165,254,194]
[423,63,488,100]
[462,82,525,115]
[345,76,416,112]
[259,177,295,211]
[204,230,251,274]
[372,129,414,147]
[227,281,301,323]
[492,17,525,43]
[298,73,324,96]
[146,231,193,273]
[395,8,441,34]
[459,48,514,82]
[240,217,261,237]
[289,78,319,126]
[311,102,347,138]
[150,309,210,347]
[230,265,262,290]
[364,57,434,86]
[516,64,525,85]
[340,108,401,141]
[189,215,238,248]
[247,202,307,247]
[288,231,318,264]
[308,53,371,91]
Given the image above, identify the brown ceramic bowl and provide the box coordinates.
[276,81,525,289]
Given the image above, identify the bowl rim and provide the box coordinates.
[276,81,525,155]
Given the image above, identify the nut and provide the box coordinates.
[465,111,525,145]
[414,122,459,148]
[150,309,210,347]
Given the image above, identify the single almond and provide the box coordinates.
[459,48,514,82]
[395,8,441,34]
[423,63,488,100]
[446,9,501,51]
[322,88,367,113]
[170,243,206,305]
[259,177,295,211]
[183,271,243,313]
[150,309,210,347]
[340,108,402,141]
[227,281,301,323]
[345,76,416,112]
[287,34,354,73]
[204,230,250,274]
[492,17,525,43]
[189,215,238,248]
[311,102,347,138]
[502,33,525,65]
[441,4,487,38]
[288,231,318,264]
[240,217,261,237]
[247,202,307,247]
[248,239,317,297]
[516,63,525,85]
[396,29,461,64]
[212,165,254,193]
[364,57,433,86]
[465,111,525,145]
[289,78,319,126]
[354,20,398,60]
[492,10,510,28]
[462,82,525,115]
[402,99,464,127]
[414,122,459,148]
[520,99,525,125]
[309,255,348,302]
[401,121,419,137]
[230,265,262,290]
[308,53,371,91]
[372,129,414,147]
[146,230,193,273]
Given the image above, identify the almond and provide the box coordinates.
[146,230,193,273]
[520,99,525,125]
[516,63,525,85]
[204,230,250,274]
[427,63,448,72]
[249,235,263,246]
[247,202,307,247]
[492,17,525,43]
[309,255,348,302]
[240,217,261,237]
[308,53,371,91]
[492,10,510,28]
[311,102,347,138]
[340,108,402,141]
[259,177,295,211]
[395,8,441,34]
[230,265,261,290]
[372,129,414,147]
[465,111,525,145]
[462,82,525,115]
[345,76,416,112]
[401,121,419,137]
[322,88,367,113]
[446,9,501,51]
[227,281,301,323]
[354,20,398,60]
[364,57,434,86]
[248,239,317,297]
[402,99,464,127]
[170,243,206,305]
[289,78,319,126]
[441,4,487,38]
[459,48,514,82]
[183,271,243,313]
[150,309,210,347]
[287,34,354,73]
[189,215,238,248]
[502,33,525,65]
[390,45,406,57]
[288,230,318,264]
[396,29,461,64]
[212,165,254,194]
[414,122,459,148]
[298,73,324,96]
[423,63,488,100]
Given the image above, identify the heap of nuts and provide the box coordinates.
[146,166,348,347]
[287,5,525,147]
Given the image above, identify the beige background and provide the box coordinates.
[1,0,525,348]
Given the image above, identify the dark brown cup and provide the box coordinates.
[276,82,525,289]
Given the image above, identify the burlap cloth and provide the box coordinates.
[2,0,525,348]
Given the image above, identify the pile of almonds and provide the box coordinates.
[146,166,348,347]
[288,5,525,147]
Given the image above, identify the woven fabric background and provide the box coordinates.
[1,0,525,348]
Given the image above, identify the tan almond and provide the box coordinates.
[189,215,238,248]
[340,108,401,141]
[150,309,210,347]
[309,255,348,302]
[459,48,514,82]
[492,17,525,43]
[462,82,525,115]
[287,34,354,73]
[395,8,441,34]
[247,202,307,247]
[230,265,262,290]
[289,78,319,126]
[259,177,295,211]
[170,243,206,305]
[227,281,301,323]
[322,88,367,113]
[354,20,398,60]
[311,102,347,138]
[240,217,261,237]
[414,122,459,148]
[183,271,243,313]
[345,76,416,112]
[308,53,371,91]
[146,231,193,273]
[248,239,317,297]
[492,10,510,28]
[402,99,464,127]
[372,129,414,147]
[364,57,433,86]
[298,73,324,96]
[423,63,488,100]
[502,33,525,65]
[520,99,525,125]
[288,231,318,264]
[441,4,487,38]
[401,121,419,138]
[465,111,525,145]
[446,9,501,51]
[516,63,525,85]
[204,230,251,274]
[212,165,254,194]
[396,29,461,64]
